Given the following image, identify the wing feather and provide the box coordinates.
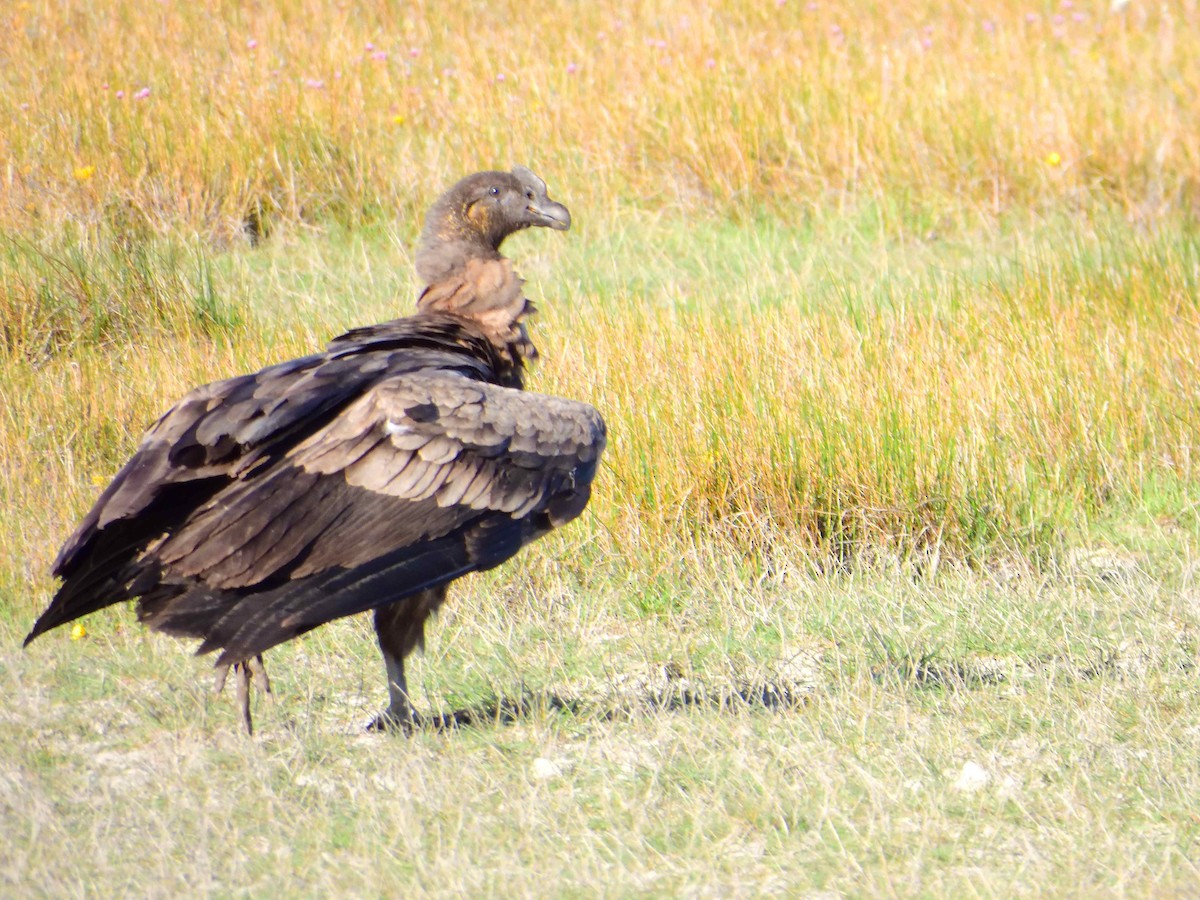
[435,457,483,508]
[417,435,462,465]
[158,368,604,602]
[459,461,498,508]
[30,355,605,659]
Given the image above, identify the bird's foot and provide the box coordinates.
[214,654,271,735]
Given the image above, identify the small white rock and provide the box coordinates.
[531,757,565,780]
[952,761,991,793]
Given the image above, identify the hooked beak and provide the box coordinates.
[529,199,571,231]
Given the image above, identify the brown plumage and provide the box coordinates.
[25,166,604,733]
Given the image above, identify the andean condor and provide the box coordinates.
[25,166,605,734]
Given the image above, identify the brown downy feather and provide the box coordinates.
[417,257,538,385]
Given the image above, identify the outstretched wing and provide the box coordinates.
[130,370,605,665]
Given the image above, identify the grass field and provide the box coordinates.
[3,1,1200,895]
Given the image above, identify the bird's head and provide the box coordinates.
[415,166,571,284]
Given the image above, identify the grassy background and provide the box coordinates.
[2,0,1200,895]
[4,0,1198,238]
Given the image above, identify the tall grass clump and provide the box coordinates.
[0,233,242,356]
[536,220,1199,564]
[1,221,1194,606]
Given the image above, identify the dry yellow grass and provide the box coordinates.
[559,244,1199,559]
[3,1,1198,240]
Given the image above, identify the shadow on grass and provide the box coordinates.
[402,669,816,735]
[394,639,1197,735]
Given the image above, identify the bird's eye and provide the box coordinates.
[526,190,535,200]
[489,186,500,196]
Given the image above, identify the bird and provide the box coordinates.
[24,165,606,735]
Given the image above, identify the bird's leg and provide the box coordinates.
[369,590,445,732]
[213,654,270,736]
[367,647,417,733]
[234,662,253,735]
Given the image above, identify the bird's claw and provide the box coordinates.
[214,654,271,735]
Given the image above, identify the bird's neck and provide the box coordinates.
[416,257,537,388]
[414,237,501,285]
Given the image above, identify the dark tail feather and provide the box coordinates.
[137,584,240,639]
[23,567,145,647]
[24,596,111,647]
[214,539,473,666]
[227,515,530,662]
[26,523,167,647]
